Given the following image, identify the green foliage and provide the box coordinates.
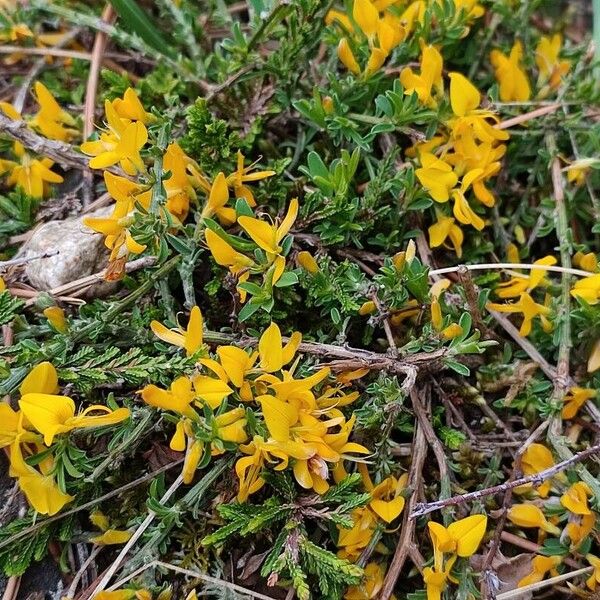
[181,99,240,170]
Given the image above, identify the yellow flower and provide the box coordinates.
[427,514,487,570]
[238,197,298,257]
[562,387,596,420]
[9,435,74,515]
[573,251,597,272]
[89,510,132,545]
[103,170,151,213]
[297,251,320,273]
[344,562,385,600]
[507,503,560,535]
[571,274,600,305]
[495,255,557,299]
[226,150,275,205]
[19,392,130,446]
[201,171,236,225]
[337,506,378,561]
[518,443,554,498]
[162,142,197,222]
[518,555,561,587]
[28,81,77,142]
[1,142,63,198]
[486,292,552,336]
[83,201,147,264]
[566,512,595,547]
[451,170,485,230]
[490,41,531,102]
[360,466,407,523]
[141,376,198,418]
[43,306,68,333]
[150,305,204,356]
[415,153,458,203]
[258,322,302,373]
[400,44,443,107]
[535,34,569,90]
[428,213,464,257]
[111,87,154,124]
[586,554,600,590]
[560,482,592,516]
[81,100,147,175]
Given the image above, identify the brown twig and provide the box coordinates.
[22,256,157,307]
[410,388,452,510]
[379,405,428,600]
[0,112,122,174]
[480,420,549,599]
[410,441,600,518]
[1,576,21,600]
[495,104,560,130]
[82,5,115,207]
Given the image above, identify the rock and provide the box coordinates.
[21,207,115,295]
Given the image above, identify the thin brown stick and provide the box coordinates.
[0,112,121,174]
[410,388,452,506]
[410,441,600,518]
[82,5,114,207]
[22,256,157,307]
[379,410,428,600]
[495,104,560,130]
[0,459,183,552]
[1,576,20,600]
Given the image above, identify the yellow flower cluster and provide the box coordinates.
[205,197,297,303]
[328,0,484,78]
[141,307,369,497]
[491,35,570,102]
[401,47,509,254]
[508,443,598,587]
[0,82,74,197]
[1,362,130,515]
[423,514,487,599]
[81,88,277,280]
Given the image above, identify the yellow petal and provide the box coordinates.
[19,393,76,446]
[353,0,379,38]
[18,471,73,515]
[258,395,297,442]
[193,376,233,409]
[447,514,487,557]
[238,216,278,254]
[338,38,360,75]
[184,306,204,356]
[259,323,283,372]
[449,72,480,117]
[19,361,59,395]
[217,346,253,388]
[90,529,132,545]
[43,306,68,333]
[150,321,185,349]
[370,497,405,523]
[170,420,186,452]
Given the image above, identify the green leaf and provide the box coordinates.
[109,0,176,59]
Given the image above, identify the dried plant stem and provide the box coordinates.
[495,566,592,599]
[379,406,428,600]
[1,576,20,600]
[0,112,122,174]
[410,441,600,518]
[92,475,184,594]
[495,103,560,130]
[429,262,591,278]
[0,459,183,552]
[108,560,279,600]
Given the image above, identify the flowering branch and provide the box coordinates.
[410,442,600,519]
